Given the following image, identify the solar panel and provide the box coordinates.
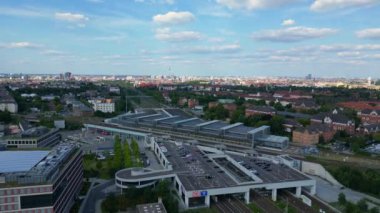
[0,151,49,173]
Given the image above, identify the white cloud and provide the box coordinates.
[155,28,201,42]
[189,44,241,54]
[0,41,41,49]
[0,7,45,17]
[55,12,89,22]
[282,19,295,26]
[216,0,298,10]
[356,28,380,40]
[153,11,194,24]
[253,26,338,42]
[311,0,379,11]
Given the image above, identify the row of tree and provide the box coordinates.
[113,135,142,170]
[338,193,379,213]
[331,166,380,197]
[101,180,178,213]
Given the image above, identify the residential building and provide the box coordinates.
[0,143,83,213]
[0,124,4,138]
[0,88,18,113]
[311,110,355,134]
[292,99,320,111]
[283,119,302,133]
[358,123,380,134]
[5,127,61,149]
[358,109,380,125]
[245,106,276,117]
[89,99,115,113]
[109,87,120,94]
[187,99,199,109]
[293,124,335,146]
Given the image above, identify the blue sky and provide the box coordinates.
[0,0,380,77]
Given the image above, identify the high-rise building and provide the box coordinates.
[0,143,83,213]
[305,74,312,80]
[64,72,72,81]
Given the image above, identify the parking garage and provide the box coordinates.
[114,136,316,209]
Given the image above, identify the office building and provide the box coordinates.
[5,127,61,149]
[0,143,83,213]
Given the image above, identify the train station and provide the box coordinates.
[99,108,289,150]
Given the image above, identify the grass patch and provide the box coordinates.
[247,203,263,213]
[183,208,218,213]
[275,200,297,213]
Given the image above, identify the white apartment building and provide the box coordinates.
[89,99,115,113]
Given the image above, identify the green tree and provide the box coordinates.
[131,139,141,167]
[101,194,118,213]
[113,135,123,169]
[269,115,285,135]
[356,199,368,212]
[370,207,379,213]
[124,140,133,168]
[96,161,103,170]
[338,192,346,205]
[373,133,380,142]
[0,110,12,124]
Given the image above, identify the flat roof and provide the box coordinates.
[116,139,312,192]
[201,121,229,130]
[0,151,49,173]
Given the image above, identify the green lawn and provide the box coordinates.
[247,203,263,213]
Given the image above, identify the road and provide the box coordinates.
[80,179,115,213]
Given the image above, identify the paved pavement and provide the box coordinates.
[80,179,115,213]
[312,176,380,208]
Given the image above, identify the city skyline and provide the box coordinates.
[1,0,380,77]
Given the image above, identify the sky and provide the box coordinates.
[0,0,380,78]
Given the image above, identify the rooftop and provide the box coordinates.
[0,143,78,186]
[0,151,49,173]
[136,202,167,213]
[117,138,310,191]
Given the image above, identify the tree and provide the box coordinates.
[131,139,141,167]
[0,110,12,124]
[101,194,118,213]
[96,161,103,170]
[273,102,284,111]
[338,192,346,205]
[370,207,379,213]
[124,140,133,168]
[269,115,285,135]
[373,133,380,142]
[113,135,123,169]
[356,199,368,212]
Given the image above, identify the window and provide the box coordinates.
[20,194,53,209]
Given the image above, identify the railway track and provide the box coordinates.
[250,191,282,213]
[278,190,317,213]
[212,197,251,213]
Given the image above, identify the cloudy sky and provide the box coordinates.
[1,0,380,77]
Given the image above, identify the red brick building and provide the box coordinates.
[245,106,276,117]
[358,109,380,125]
[187,99,199,109]
[292,124,335,146]
[310,110,355,134]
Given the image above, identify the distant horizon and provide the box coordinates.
[0,72,379,80]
